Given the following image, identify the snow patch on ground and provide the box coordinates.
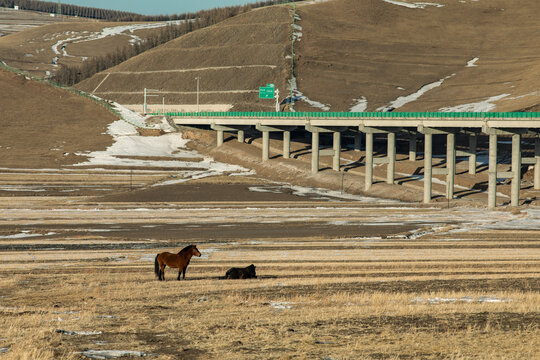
[57,329,102,336]
[377,74,455,111]
[383,0,444,9]
[412,296,512,304]
[466,57,479,67]
[51,21,184,58]
[289,76,331,111]
[80,349,150,359]
[73,104,253,181]
[439,94,510,112]
[269,301,295,310]
[302,0,333,5]
[350,97,368,112]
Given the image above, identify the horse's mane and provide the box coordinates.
[178,245,195,254]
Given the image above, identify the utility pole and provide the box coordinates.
[195,76,200,112]
[143,88,159,114]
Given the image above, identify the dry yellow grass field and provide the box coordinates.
[0,182,539,359]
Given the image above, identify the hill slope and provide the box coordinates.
[77,0,540,113]
[0,20,179,78]
[0,69,116,168]
[75,6,292,112]
[294,0,540,112]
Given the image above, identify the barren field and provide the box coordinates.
[0,179,539,359]
[1,121,539,359]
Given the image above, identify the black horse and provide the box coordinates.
[224,264,257,279]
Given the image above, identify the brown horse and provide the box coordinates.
[154,245,201,281]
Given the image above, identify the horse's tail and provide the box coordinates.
[154,254,160,278]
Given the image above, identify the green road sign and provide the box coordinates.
[259,83,275,99]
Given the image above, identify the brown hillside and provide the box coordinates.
[78,0,539,113]
[0,69,116,168]
[75,6,293,111]
[294,0,540,112]
[0,21,172,78]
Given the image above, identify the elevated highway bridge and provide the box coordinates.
[160,111,540,209]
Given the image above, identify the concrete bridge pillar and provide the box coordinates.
[256,125,297,162]
[333,131,341,171]
[217,130,224,147]
[535,137,540,190]
[424,133,433,203]
[354,132,362,152]
[238,130,245,143]
[312,131,320,174]
[365,132,373,190]
[262,131,270,162]
[488,134,498,210]
[283,131,291,159]
[387,132,395,184]
[469,134,477,175]
[446,133,456,199]
[409,133,417,161]
[511,133,521,206]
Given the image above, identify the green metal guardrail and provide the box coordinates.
[154,111,540,118]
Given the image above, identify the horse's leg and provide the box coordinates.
[182,266,187,280]
[161,264,166,281]
[177,267,182,281]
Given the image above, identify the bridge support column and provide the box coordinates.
[423,133,433,203]
[446,133,456,199]
[211,124,251,148]
[409,134,417,161]
[312,132,319,174]
[365,132,373,190]
[488,134,498,210]
[354,132,362,152]
[217,130,224,147]
[262,131,270,162]
[511,133,521,206]
[333,131,341,171]
[387,132,395,184]
[283,131,291,159]
[256,125,297,162]
[469,133,477,174]
[535,136,540,190]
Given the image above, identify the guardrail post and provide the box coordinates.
[535,136,540,190]
[423,133,432,203]
[511,133,521,206]
[488,134,498,210]
[365,132,373,190]
[446,133,455,199]
[333,131,341,171]
[312,131,319,174]
[469,133,477,175]
[283,131,291,159]
[387,132,395,184]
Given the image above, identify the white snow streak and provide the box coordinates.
[466,57,479,67]
[383,0,444,9]
[350,97,368,112]
[289,76,331,111]
[439,94,510,112]
[377,74,455,111]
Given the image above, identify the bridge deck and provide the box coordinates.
[164,112,540,129]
